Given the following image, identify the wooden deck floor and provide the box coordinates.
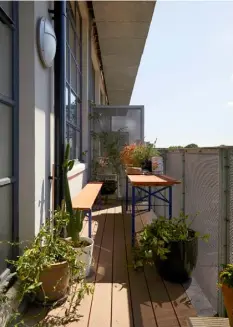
[23,203,197,327]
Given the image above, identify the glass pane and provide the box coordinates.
[66,46,70,83]
[69,21,75,55]
[0,23,12,97]
[71,56,77,91]
[66,85,69,122]
[70,92,77,126]
[0,1,12,18]
[68,126,77,159]
[0,103,12,179]
[77,71,81,98]
[76,42,81,68]
[0,185,12,274]
[77,102,81,129]
[76,9,81,40]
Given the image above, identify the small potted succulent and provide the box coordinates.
[134,213,209,283]
[63,144,94,277]
[219,264,233,326]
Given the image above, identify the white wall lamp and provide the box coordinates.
[37,17,57,68]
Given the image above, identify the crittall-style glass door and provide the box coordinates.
[0,1,19,281]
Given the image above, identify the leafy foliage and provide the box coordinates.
[89,113,125,179]
[130,142,159,167]
[63,143,85,247]
[219,264,233,288]
[8,203,92,304]
[185,143,198,148]
[134,212,209,268]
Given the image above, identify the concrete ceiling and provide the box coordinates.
[93,1,156,105]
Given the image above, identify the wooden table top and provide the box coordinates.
[127,174,181,187]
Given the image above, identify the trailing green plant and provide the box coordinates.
[219,264,233,288]
[6,203,93,326]
[133,212,209,269]
[63,143,85,247]
[9,203,91,302]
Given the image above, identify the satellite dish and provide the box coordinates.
[37,17,56,68]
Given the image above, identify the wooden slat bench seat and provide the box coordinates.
[72,182,103,238]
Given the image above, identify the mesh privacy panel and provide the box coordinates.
[228,149,233,264]
[185,151,220,311]
[155,149,223,312]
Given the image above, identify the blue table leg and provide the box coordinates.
[148,186,151,211]
[125,175,128,212]
[88,209,92,238]
[168,186,172,219]
[132,186,136,246]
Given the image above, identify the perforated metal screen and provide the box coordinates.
[155,148,229,313]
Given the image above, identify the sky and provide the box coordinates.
[130,0,233,148]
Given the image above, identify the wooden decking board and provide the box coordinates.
[112,205,133,327]
[163,280,197,327]
[138,207,197,327]
[123,211,158,327]
[88,206,115,327]
[22,204,198,327]
[139,210,180,327]
[74,208,107,327]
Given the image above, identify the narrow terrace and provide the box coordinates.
[23,202,197,327]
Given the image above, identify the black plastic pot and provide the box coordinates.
[100,180,117,195]
[141,159,152,172]
[154,230,198,283]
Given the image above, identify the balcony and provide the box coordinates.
[11,108,233,326]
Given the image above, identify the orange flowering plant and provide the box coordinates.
[120,141,159,167]
[120,143,137,166]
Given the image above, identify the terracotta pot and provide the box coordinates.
[36,261,69,303]
[222,283,233,326]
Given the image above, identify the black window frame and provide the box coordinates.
[0,2,19,282]
[66,2,82,160]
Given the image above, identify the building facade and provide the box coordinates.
[0,0,155,285]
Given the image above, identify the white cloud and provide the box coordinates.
[227,101,233,107]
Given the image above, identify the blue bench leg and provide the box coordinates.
[168,186,172,219]
[148,186,151,211]
[88,209,92,238]
[132,186,136,246]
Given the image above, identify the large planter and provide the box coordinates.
[100,180,117,195]
[36,261,69,303]
[222,283,233,327]
[76,236,94,277]
[154,230,198,283]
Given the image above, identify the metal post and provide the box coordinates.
[218,148,229,316]
[148,186,151,211]
[168,186,172,219]
[54,1,66,209]
[88,209,92,238]
[132,186,136,246]
[125,175,128,212]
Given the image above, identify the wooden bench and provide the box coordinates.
[72,182,103,238]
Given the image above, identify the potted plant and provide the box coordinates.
[131,142,159,172]
[134,213,209,283]
[9,203,89,304]
[219,264,233,326]
[121,141,159,173]
[63,144,94,277]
